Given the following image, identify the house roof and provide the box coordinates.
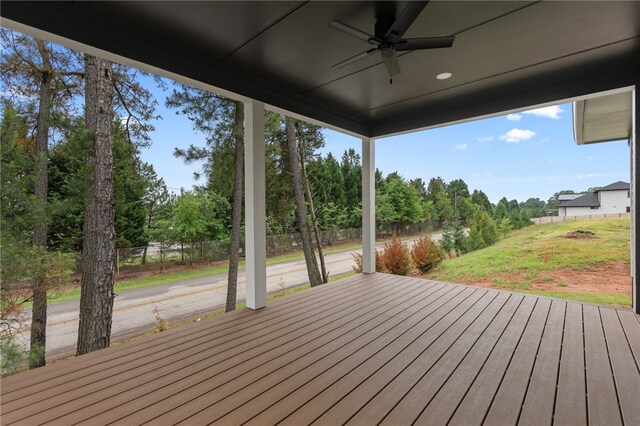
[598,181,631,191]
[559,192,600,208]
[574,91,633,145]
[1,1,639,138]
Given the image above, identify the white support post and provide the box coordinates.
[244,99,267,309]
[632,86,639,314]
[362,138,376,274]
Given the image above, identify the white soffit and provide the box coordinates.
[574,90,632,145]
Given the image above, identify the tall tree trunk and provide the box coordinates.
[225,101,244,312]
[297,127,328,283]
[285,117,322,287]
[77,54,115,356]
[29,39,52,369]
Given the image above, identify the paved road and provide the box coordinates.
[16,234,440,360]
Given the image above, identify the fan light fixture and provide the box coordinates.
[329,1,455,84]
[436,72,452,80]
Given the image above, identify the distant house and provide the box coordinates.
[558,181,630,217]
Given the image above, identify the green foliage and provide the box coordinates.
[440,218,465,253]
[0,101,34,245]
[376,176,423,227]
[465,205,498,252]
[427,177,447,202]
[410,236,445,273]
[471,189,492,212]
[28,344,45,369]
[497,217,513,238]
[172,190,230,243]
[433,191,454,222]
[46,123,157,251]
[173,193,207,242]
[493,197,510,220]
[0,335,25,377]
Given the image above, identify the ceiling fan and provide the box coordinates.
[329,1,455,83]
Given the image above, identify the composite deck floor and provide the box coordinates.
[1,274,639,426]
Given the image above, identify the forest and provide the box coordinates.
[1,29,559,371]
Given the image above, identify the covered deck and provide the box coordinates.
[2,274,638,425]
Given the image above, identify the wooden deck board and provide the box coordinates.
[201,288,485,425]
[518,300,566,426]
[584,304,623,425]
[600,308,640,424]
[86,278,448,425]
[483,297,551,425]
[412,294,526,426]
[121,280,463,426]
[447,296,537,426]
[553,302,588,426]
[3,274,396,422]
[23,275,412,425]
[377,292,511,426]
[283,291,503,426]
[1,274,638,426]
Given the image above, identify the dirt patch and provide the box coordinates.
[564,230,597,239]
[453,261,632,295]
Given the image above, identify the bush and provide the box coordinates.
[1,335,25,377]
[466,205,498,252]
[378,234,412,276]
[351,249,386,273]
[440,218,466,253]
[497,217,513,238]
[411,236,446,273]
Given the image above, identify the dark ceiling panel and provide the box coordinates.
[117,1,304,62]
[1,1,638,137]
[306,1,640,118]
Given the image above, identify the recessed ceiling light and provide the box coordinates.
[436,72,452,80]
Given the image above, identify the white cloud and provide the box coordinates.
[454,144,468,151]
[506,113,522,121]
[523,105,564,119]
[500,128,536,143]
[478,136,494,142]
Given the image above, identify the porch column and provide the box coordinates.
[244,99,267,309]
[362,137,376,273]
[632,86,639,314]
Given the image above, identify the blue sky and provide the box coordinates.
[141,76,630,204]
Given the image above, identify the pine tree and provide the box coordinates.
[77,54,116,355]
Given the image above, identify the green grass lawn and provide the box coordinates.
[426,218,631,307]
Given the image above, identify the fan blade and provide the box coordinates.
[332,48,378,69]
[381,49,401,78]
[329,20,381,46]
[395,36,455,51]
[385,1,429,43]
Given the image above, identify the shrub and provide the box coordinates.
[379,234,412,276]
[352,250,386,273]
[497,217,513,238]
[153,307,169,332]
[1,335,25,377]
[352,252,363,273]
[466,205,498,252]
[440,218,466,253]
[411,236,445,273]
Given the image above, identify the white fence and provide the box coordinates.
[530,213,631,225]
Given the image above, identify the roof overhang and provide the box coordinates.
[1,1,639,139]
[573,89,633,145]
